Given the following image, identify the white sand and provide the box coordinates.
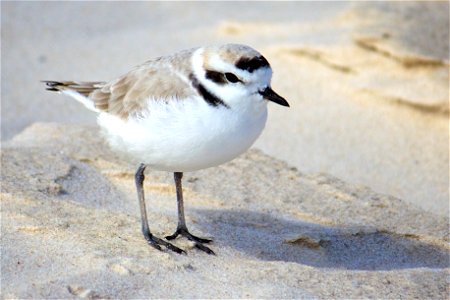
[2,123,449,298]
[1,2,449,298]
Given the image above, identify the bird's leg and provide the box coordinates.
[166,172,215,255]
[135,164,185,254]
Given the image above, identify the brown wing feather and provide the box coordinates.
[44,48,197,119]
[90,50,196,119]
[43,81,106,97]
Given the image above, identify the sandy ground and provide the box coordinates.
[1,2,449,298]
[2,123,449,298]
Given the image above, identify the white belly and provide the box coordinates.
[97,97,268,172]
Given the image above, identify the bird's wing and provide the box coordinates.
[90,53,196,119]
[44,49,198,119]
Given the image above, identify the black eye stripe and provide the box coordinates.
[235,55,270,73]
[190,73,230,108]
[205,70,226,84]
[205,70,242,84]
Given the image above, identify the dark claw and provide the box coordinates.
[166,227,213,244]
[190,235,213,244]
[165,227,214,254]
[144,232,186,254]
[194,243,216,255]
[165,243,186,255]
[165,232,178,240]
[147,240,162,251]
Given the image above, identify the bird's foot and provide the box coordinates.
[166,227,215,255]
[166,227,212,243]
[144,231,186,255]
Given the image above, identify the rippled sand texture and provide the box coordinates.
[2,123,449,298]
[1,2,449,298]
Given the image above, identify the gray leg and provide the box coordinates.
[135,164,185,254]
[166,172,215,255]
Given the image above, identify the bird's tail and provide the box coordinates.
[42,80,106,112]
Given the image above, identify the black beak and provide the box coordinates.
[259,87,290,107]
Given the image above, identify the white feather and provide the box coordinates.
[98,94,267,172]
[62,90,100,113]
[52,44,284,173]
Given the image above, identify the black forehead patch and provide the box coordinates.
[235,55,270,73]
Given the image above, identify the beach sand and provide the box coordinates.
[1,2,449,298]
[2,122,449,298]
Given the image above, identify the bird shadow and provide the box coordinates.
[193,208,449,271]
[51,160,449,271]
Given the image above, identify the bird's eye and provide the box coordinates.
[225,73,240,83]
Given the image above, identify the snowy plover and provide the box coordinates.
[43,44,289,255]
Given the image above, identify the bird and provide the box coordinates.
[43,43,289,255]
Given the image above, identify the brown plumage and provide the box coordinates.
[43,45,265,120]
[43,81,105,97]
[43,49,198,120]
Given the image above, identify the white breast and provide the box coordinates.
[97,96,268,172]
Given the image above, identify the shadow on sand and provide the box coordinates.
[194,209,449,271]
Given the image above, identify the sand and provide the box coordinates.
[1,2,449,298]
[2,123,449,298]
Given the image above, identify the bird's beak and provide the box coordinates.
[259,87,290,107]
